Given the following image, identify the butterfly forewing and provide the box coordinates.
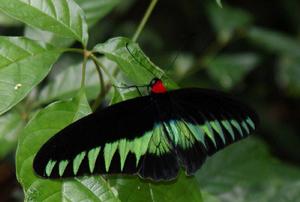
[34,88,258,181]
[34,96,157,178]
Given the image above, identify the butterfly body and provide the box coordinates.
[34,78,258,181]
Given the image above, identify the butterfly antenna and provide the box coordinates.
[164,50,181,76]
[125,42,157,79]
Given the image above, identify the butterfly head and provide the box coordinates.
[149,78,167,94]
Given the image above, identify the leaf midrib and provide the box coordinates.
[0,48,59,69]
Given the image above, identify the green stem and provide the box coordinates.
[81,53,88,88]
[132,0,158,42]
[90,54,126,101]
[64,48,85,54]
[90,54,117,86]
[91,62,106,111]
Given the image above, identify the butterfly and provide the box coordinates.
[33,77,258,181]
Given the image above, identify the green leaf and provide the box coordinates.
[206,3,252,43]
[0,11,22,26]
[39,58,117,104]
[39,60,99,104]
[205,53,260,90]
[247,27,300,57]
[24,0,121,47]
[201,191,220,202]
[0,37,62,115]
[277,56,300,97]
[196,137,300,202]
[24,27,75,48]
[0,110,24,158]
[109,173,203,202]
[16,92,119,201]
[93,37,177,89]
[0,0,88,46]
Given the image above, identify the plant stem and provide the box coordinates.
[80,52,88,88]
[64,48,85,54]
[132,0,158,42]
[91,62,107,111]
[90,54,117,86]
[90,54,126,101]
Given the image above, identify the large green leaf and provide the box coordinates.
[205,53,260,90]
[0,110,24,158]
[109,173,203,202]
[196,137,300,202]
[24,0,121,47]
[16,92,119,201]
[247,27,300,57]
[24,27,75,48]
[0,0,88,46]
[0,37,62,115]
[39,60,100,104]
[0,11,22,26]
[38,57,117,104]
[93,37,177,89]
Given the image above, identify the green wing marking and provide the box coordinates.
[73,151,86,175]
[59,160,69,177]
[221,119,235,140]
[172,120,196,149]
[131,132,152,167]
[148,124,172,155]
[246,116,255,130]
[88,146,101,173]
[118,139,130,171]
[45,159,56,177]
[104,142,118,172]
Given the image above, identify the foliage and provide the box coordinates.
[0,0,299,201]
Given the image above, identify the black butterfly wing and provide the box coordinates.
[154,88,258,176]
[33,95,179,180]
[34,88,258,181]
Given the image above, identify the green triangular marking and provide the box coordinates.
[221,119,235,140]
[196,112,217,147]
[45,159,56,177]
[230,119,244,137]
[148,125,170,155]
[164,120,180,145]
[148,125,162,154]
[73,151,86,175]
[241,120,250,134]
[88,146,101,173]
[210,120,226,144]
[176,121,195,149]
[184,121,205,144]
[201,123,217,147]
[246,117,255,130]
[132,131,152,167]
[104,142,118,172]
[58,160,69,177]
[119,139,130,171]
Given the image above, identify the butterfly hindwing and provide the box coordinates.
[157,88,258,175]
